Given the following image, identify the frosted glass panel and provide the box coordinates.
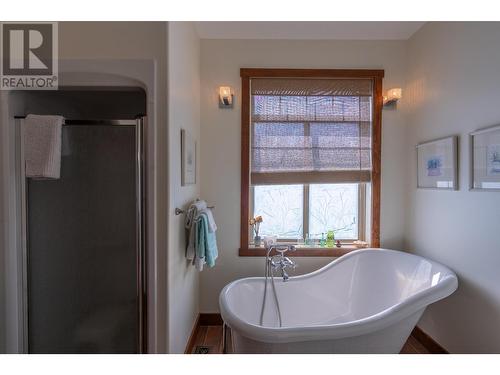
[253,185,303,239]
[27,125,139,353]
[309,184,358,239]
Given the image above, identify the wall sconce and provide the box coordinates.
[219,86,234,108]
[383,88,402,106]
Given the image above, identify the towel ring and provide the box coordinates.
[175,206,214,216]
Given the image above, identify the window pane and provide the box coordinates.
[253,185,303,239]
[309,184,358,240]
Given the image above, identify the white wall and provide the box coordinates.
[1,22,169,353]
[167,22,201,353]
[199,39,408,312]
[404,22,500,353]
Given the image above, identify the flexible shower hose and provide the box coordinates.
[259,256,283,327]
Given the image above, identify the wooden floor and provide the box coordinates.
[190,325,224,354]
[400,335,431,354]
[188,325,430,354]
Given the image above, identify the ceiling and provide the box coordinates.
[194,21,425,40]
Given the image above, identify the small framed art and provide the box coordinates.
[416,136,458,190]
[181,129,196,186]
[470,125,500,191]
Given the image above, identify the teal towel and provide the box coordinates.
[196,213,218,268]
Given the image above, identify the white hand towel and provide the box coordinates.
[24,114,64,179]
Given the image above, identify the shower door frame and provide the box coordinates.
[15,116,147,354]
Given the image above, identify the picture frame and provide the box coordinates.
[181,129,196,186]
[470,124,500,191]
[416,136,458,190]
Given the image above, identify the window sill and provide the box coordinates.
[239,246,364,257]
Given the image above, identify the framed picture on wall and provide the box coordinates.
[416,136,458,190]
[470,125,500,191]
[181,129,196,186]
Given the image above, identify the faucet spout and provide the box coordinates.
[276,255,295,281]
[281,267,289,281]
[266,243,298,281]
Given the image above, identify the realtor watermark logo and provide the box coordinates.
[1,22,58,90]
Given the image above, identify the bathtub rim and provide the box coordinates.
[219,248,458,344]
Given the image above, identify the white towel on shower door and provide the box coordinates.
[24,114,64,179]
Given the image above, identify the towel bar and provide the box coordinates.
[175,206,214,215]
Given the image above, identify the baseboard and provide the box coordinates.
[412,326,449,354]
[184,314,200,354]
[186,313,449,354]
[199,313,223,326]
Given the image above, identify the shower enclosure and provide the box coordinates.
[15,116,146,353]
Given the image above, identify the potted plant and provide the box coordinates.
[249,216,263,247]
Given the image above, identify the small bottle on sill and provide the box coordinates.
[320,233,326,248]
[326,230,335,248]
[297,234,304,247]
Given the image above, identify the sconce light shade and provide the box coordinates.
[383,88,402,106]
[219,86,233,108]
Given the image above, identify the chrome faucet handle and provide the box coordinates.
[283,257,297,269]
[270,258,279,269]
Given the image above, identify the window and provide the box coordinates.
[253,184,303,239]
[308,183,360,240]
[252,183,363,241]
[240,69,383,256]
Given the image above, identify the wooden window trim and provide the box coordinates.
[240,68,384,256]
[240,246,360,258]
[240,68,385,79]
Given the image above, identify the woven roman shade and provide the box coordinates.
[250,78,373,185]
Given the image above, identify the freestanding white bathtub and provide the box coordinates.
[219,248,458,354]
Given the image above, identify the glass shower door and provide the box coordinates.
[25,121,143,353]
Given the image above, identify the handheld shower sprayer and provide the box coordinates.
[259,240,297,327]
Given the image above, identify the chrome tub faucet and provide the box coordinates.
[267,244,297,281]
